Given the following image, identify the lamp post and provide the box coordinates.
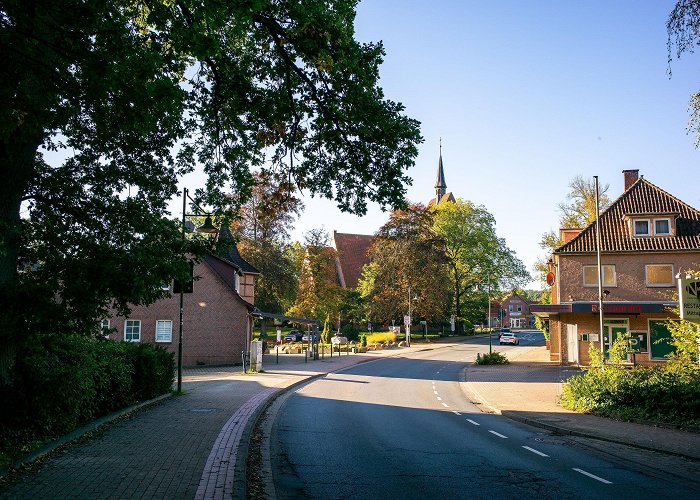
[177,187,218,393]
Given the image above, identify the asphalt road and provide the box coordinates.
[268,333,700,499]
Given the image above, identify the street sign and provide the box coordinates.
[678,276,700,323]
[404,315,411,327]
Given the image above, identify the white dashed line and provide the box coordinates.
[572,468,612,484]
[452,411,461,416]
[522,446,549,457]
[441,402,449,408]
[488,430,508,439]
[434,391,438,395]
[466,419,480,426]
[437,397,442,401]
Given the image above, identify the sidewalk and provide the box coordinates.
[461,345,700,461]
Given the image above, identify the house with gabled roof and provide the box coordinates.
[106,237,259,366]
[531,170,700,365]
[500,292,536,329]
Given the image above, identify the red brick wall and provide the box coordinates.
[557,252,699,302]
[108,260,249,366]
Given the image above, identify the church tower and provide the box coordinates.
[428,139,455,206]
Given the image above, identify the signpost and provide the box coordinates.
[404,315,411,346]
[679,276,700,323]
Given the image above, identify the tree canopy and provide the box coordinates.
[0,0,422,367]
[432,199,530,332]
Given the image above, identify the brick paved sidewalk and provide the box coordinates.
[461,345,700,461]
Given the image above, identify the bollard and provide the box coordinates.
[276,344,279,364]
[242,350,246,374]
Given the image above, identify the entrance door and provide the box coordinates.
[603,318,629,358]
[566,323,578,363]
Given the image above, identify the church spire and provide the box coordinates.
[434,138,447,199]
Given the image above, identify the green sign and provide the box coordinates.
[678,277,700,324]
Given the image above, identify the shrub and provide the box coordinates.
[475,352,509,365]
[340,323,360,341]
[0,334,174,462]
[365,332,397,344]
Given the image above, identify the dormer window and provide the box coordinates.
[627,215,675,237]
[654,218,670,235]
[633,220,649,236]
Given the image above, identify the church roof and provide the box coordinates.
[331,231,373,289]
[435,152,447,191]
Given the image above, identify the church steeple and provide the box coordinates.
[435,139,447,199]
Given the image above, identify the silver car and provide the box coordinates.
[499,331,519,345]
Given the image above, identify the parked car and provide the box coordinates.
[284,330,303,342]
[302,332,320,343]
[499,331,519,345]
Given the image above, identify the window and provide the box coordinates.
[633,219,650,236]
[649,320,675,360]
[583,265,616,287]
[646,264,674,287]
[654,219,671,235]
[517,304,522,312]
[124,320,141,342]
[101,319,110,337]
[155,320,172,342]
[508,304,513,312]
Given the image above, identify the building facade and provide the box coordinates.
[107,246,258,366]
[500,293,535,329]
[532,170,700,365]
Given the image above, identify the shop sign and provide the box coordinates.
[678,277,700,323]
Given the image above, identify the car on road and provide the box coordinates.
[302,333,320,343]
[499,331,519,345]
[284,330,303,342]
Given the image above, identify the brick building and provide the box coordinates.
[500,293,535,329]
[531,170,700,365]
[107,244,258,366]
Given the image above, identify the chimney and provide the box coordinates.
[623,169,639,191]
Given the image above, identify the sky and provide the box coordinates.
[278,0,699,288]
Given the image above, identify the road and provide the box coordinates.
[266,333,700,499]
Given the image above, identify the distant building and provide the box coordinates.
[331,231,374,289]
[427,141,456,207]
[531,170,700,365]
[500,293,535,329]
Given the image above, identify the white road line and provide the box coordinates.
[452,411,461,416]
[522,446,549,457]
[572,468,612,484]
[441,402,449,408]
[466,419,480,426]
[488,430,508,439]
[437,397,442,401]
[433,391,438,395]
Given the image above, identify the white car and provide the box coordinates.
[499,331,519,345]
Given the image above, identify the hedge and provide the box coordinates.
[0,334,174,462]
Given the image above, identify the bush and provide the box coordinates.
[340,324,360,341]
[365,332,397,344]
[475,352,509,365]
[0,334,174,462]
[561,345,700,426]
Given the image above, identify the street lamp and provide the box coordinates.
[177,187,218,393]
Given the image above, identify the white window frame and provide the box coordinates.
[517,304,522,312]
[645,264,674,287]
[124,319,141,342]
[633,219,650,236]
[583,265,616,287]
[155,320,173,342]
[101,319,110,337]
[653,218,671,236]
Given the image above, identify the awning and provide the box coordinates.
[531,301,678,318]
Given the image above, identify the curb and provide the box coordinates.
[2,392,172,478]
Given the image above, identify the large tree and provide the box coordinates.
[232,170,303,314]
[668,0,700,146]
[359,205,451,325]
[0,1,421,369]
[431,199,530,334]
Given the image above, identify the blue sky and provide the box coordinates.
[289,0,699,287]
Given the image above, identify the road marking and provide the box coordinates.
[441,402,449,408]
[522,446,549,457]
[488,430,508,439]
[452,411,461,416]
[466,419,480,426]
[572,468,612,484]
[433,390,438,395]
[437,397,442,401]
